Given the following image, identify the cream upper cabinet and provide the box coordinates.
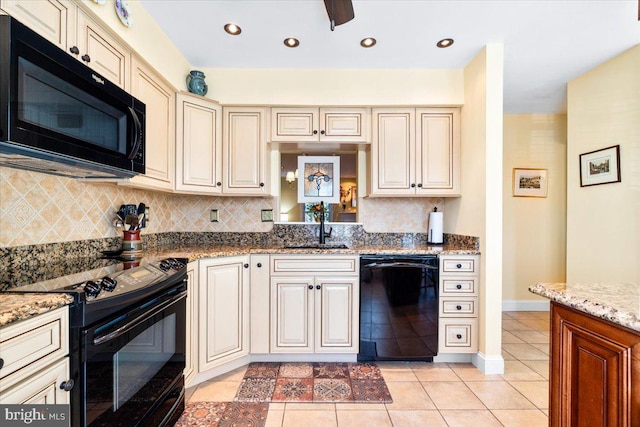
[223,107,268,195]
[370,107,460,197]
[198,256,250,372]
[271,107,369,143]
[126,57,175,191]
[0,0,76,51]
[176,93,222,194]
[75,8,130,90]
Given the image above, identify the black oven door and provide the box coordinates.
[81,285,186,427]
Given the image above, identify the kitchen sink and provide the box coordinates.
[284,243,350,250]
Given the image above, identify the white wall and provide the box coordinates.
[503,115,567,307]
[445,45,505,373]
[566,45,640,282]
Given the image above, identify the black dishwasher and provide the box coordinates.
[358,254,439,361]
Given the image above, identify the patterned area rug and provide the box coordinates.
[176,401,268,427]
[234,362,393,403]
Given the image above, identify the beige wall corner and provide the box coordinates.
[503,114,567,303]
[566,44,640,282]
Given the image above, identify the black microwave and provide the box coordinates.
[0,15,145,179]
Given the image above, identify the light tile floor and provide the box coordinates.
[186,310,550,426]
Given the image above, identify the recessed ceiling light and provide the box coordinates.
[284,37,300,48]
[437,38,454,48]
[224,23,241,35]
[360,37,377,48]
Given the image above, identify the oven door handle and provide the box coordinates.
[367,262,438,269]
[92,290,186,346]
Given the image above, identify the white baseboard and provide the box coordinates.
[502,300,550,312]
[432,353,473,364]
[472,352,504,375]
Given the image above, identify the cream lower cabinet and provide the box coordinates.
[0,307,71,404]
[198,256,250,372]
[269,255,359,354]
[184,261,198,385]
[370,107,460,196]
[438,255,480,353]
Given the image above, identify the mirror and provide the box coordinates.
[279,152,357,223]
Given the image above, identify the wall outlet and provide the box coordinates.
[261,209,274,222]
[210,209,219,222]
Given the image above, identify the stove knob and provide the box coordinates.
[159,260,171,271]
[84,280,102,298]
[101,277,117,291]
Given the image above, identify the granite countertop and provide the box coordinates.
[0,293,74,327]
[529,282,640,332]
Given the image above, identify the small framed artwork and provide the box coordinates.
[513,168,548,197]
[579,145,621,187]
[297,156,340,204]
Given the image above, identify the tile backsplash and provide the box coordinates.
[0,167,443,247]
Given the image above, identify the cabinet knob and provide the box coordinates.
[456,305,462,310]
[216,182,222,187]
[259,182,265,187]
[60,379,74,392]
[308,285,313,290]
[417,183,423,188]
[81,54,91,63]
[257,263,262,268]
[320,130,325,135]
[244,263,249,268]
[456,284,462,290]
[316,285,321,290]
[456,334,462,339]
[0,358,3,369]
[456,263,462,269]
[411,183,416,188]
[69,46,80,55]
[313,130,318,135]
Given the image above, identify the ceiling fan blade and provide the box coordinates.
[323,0,355,26]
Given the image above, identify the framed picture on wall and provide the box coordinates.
[579,145,621,187]
[297,156,341,204]
[513,168,548,197]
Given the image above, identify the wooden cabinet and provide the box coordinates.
[370,107,460,197]
[550,303,640,427]
[184,261,198,386]
[271,107,369,143]
[175,93,222,194]
[269,255,359,353]
[438,255,479,353]
[198,256,250,371]
[250,254,271,354]
[126,57,175,191]
[0,307,71,404]
[223,107,268,195]
[1,2,130,90]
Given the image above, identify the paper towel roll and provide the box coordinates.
[428,211,444,244]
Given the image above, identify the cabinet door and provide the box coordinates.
[0,0,75,51]
[320,108,369,143]
[0,358,70,404]
[551,303,640,427]
[127,57,175,191]
[76,8,129,90]
[416,109,460,195]
[315,277,358,352]
[271,108,319,142]
[223,107,268,194]
[184,262,198,386]
[250,255,271,354]
[270,277,314,353]
[176,93,222,194]
[370,108,416,195]
[198,257,249,371]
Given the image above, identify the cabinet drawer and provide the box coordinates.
[438,319,478,353]
[271,256,358,275]
[440,278,477,295]
[0,307,69,391]
[440,298,477,317]
[442,258,476,273]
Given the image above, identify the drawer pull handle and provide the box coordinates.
[257,263,262,268]
[456,263,462,268]
[69,46,79,55]
[456,334,462,339]
[81,54,91,63]
[456,284,462,289]
[60,379,74,392]
[308,285,313,290]
[456,305,462,310]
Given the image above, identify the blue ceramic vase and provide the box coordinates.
[186,70,208,96]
